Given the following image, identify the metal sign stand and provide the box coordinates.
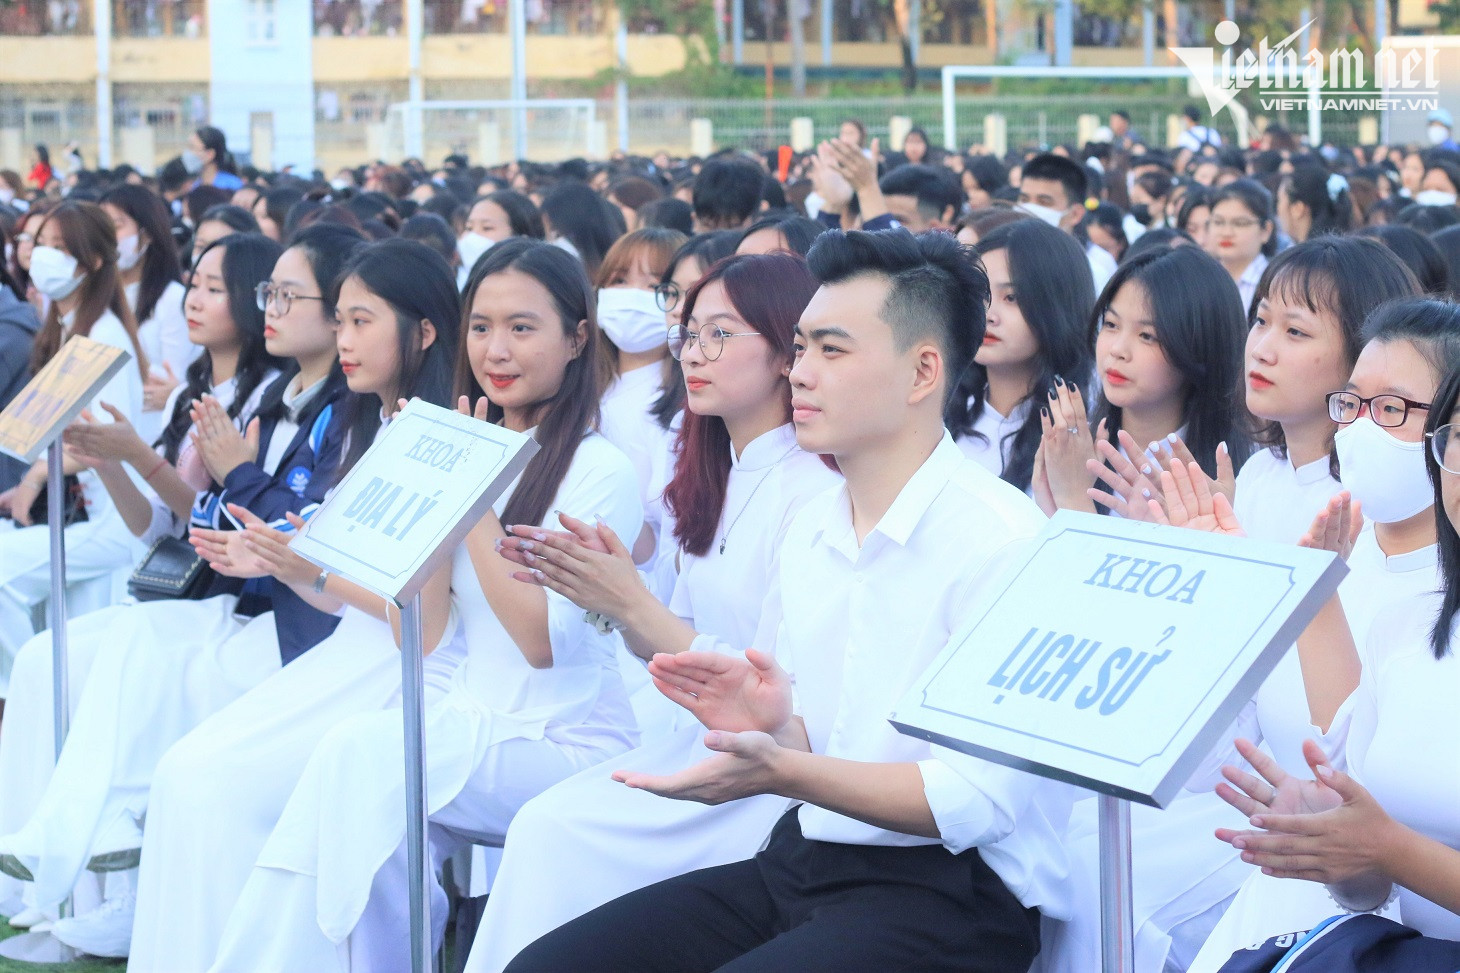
[0,441,80,963]
[400,595,433,973]
[1098,794,1135,973]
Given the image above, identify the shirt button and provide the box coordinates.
[854,573,865,583]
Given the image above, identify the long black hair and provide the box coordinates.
[956,219,1095,491]
[100,183,182,326]
[454,238,601,528]
[1247,237,1421,473]
[1282,164,1354,238]
[1420,301,1460,657]
[333,238,460,475]
[540,182,623,279]
[158,233,285,463]
[482,190,545,239]
[195,125,238,176]
[1089,244,1253,478]
[252,222,368,432]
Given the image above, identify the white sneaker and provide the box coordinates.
[49,891,134,959]
[7,905,54,929]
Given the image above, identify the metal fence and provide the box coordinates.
[0,87,1380,173]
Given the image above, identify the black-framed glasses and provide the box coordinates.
[653,281,681,313]
[1326,390,1431,428]
[667,324,766,362]
[1427,424,1460,474]
[255,281,326,315]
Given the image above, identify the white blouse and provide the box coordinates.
[455,430,644,748]
[954,399,1029,480]
[667,423,841,652]
[128,278,197,443]
[597,361,674,517]
[1341,591,1460,940]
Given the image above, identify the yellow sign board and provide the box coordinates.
[0,336,130,463]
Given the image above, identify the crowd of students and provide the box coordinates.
[0,107,1457,971]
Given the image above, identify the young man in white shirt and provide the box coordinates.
[1016,152,1113,294]
[503,229,1073,973]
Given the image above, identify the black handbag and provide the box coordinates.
[127,534,214,601]
[23,474,89,527]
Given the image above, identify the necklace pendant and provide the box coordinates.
[719,538,726,555]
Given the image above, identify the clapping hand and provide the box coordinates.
[1298,492,1363,561]
[189,395,259,484]
[144,361,180,412]
[1147,459,1246,536]
[1035,377,1102,514]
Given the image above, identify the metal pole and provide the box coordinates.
[94,0,112,168]
[1052,0,1071,68]
[820,0,831,66]
[1376,0,1389,145]
[1098,794,1134,973]
[941,66,957,151]
[732,0,744,65]
[509,0,529,160]
[1300,8,1320,147]
[407,0,425,159]
[1141,0,1153,68]
[400,595,432,973]
[46,440,70,921]
[909,0,920,70]
[615,17,630,153]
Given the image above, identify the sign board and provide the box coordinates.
[890,510,1348,808]
[291,399,539,605]
[0,336,130,463]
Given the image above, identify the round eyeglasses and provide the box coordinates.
[1326,390,1431,428]
[256,281,326,316]
[1428,424,1460,475]
[667,324,766,362]
[653,281,682,313]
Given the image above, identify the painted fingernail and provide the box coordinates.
[531,568,545,579]
[1041,407,1050,419]
[532,531,547,542]
[1141,488,1152,499]
[1047,386,1058,399]
[1148,442,1160,454]
[1067,381,1078,394]
[1054,374,1065,386]
[1140,464,1152,475]
[1218,441,1228,454]
[1167,432,1179,443]
[519,540,534,551]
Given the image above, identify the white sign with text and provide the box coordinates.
[291,399,539,605]
[891,511,1348,807]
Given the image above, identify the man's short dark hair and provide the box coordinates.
[878,164,962,223]
[692,157,765,229]
[1112,110,1132,124]
[1183,105,1202,123]
[1021,153,1088,208]
[805,230,988,408]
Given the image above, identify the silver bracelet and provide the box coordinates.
[1326,881,1399,914]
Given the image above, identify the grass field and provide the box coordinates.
[0,917,123,972]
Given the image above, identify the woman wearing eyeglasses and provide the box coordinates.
[465,252,841,973]
[1203,179,1279,317]
[1205,320,1460,958]
[1186,283,1460,971]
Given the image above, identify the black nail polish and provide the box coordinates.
[1054,374,1065,386]
[1068,380,1078,394]
[1047,386,1058,399]
[1041,407,1050,419]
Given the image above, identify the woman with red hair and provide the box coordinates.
[469,251,841,973]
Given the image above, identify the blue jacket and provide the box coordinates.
[1217,913,1460,972]
[191,373,352,664]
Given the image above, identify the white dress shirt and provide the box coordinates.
[1236,252,1269,318]
[692,432,1076,917]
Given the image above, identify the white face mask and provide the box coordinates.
[1019,202,1066,228]
[1428,124,1451,145]
[1334,418,1433,524]
[0,186,13,205]
[597,288,668,354]
[1414,189,1458,207]
[29,245,86,301]
[329,178,350,192]
[457,232,494,274]
[181,149,204,175]
[116,232,146,271]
